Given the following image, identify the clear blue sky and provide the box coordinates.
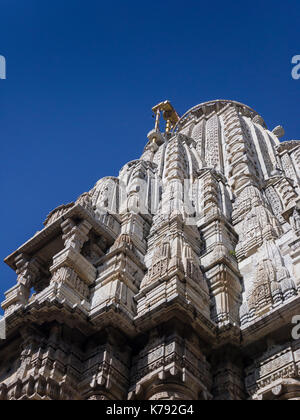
[0,0,299,309]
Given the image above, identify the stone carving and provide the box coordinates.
[272,126,285,138]
[290,208,300,232]
[61,218,92,252]
[265,185,285,224]
[191,120,205,156]
[92,177,119,215]
[255,126,274,176]
[236,205,281,261]
[51,266,90,299]
[276,140,300,154]
[232,185,263,224]
[245,342,300,400]
[205,115,221,169]
[253,114,267,127]
[248,259,282,317]
[44,203,74,227]
[281,153,297,180]
[76,192,95,216]
[1,99,300,400]
[146,243,170,284]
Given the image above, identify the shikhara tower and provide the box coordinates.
[0,99,300,401]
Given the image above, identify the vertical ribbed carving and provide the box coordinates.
[205,114,221,169]
[1,100,299,401]
[192,119,205,156]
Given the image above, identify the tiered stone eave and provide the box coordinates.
[1,100,300,400]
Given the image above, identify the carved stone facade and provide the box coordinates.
[1,99,300,400]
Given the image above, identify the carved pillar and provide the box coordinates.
[212,347,246,400]
[50,218,95,307]
[81,330,130,401]
[128,325,212,401]
[199,169,242,327]
[61,218,92,252]
[2,255,41,315]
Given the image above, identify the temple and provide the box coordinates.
[0,99,300,400]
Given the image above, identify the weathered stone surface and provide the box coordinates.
[1,99,299,400]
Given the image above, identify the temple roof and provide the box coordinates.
[176,99,261,130]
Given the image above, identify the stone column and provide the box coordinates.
[50,218,95,307]
[2,255,41,315]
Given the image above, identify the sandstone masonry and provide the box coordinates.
[0,99,299,400]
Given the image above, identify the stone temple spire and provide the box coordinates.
[0,99,300,400]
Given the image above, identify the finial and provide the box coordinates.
[272,126,285,138]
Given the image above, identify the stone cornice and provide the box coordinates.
[4,203,117,271]
[241,295,300,348]
[276,140,300,155]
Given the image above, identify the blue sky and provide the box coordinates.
[0,0,299,309]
